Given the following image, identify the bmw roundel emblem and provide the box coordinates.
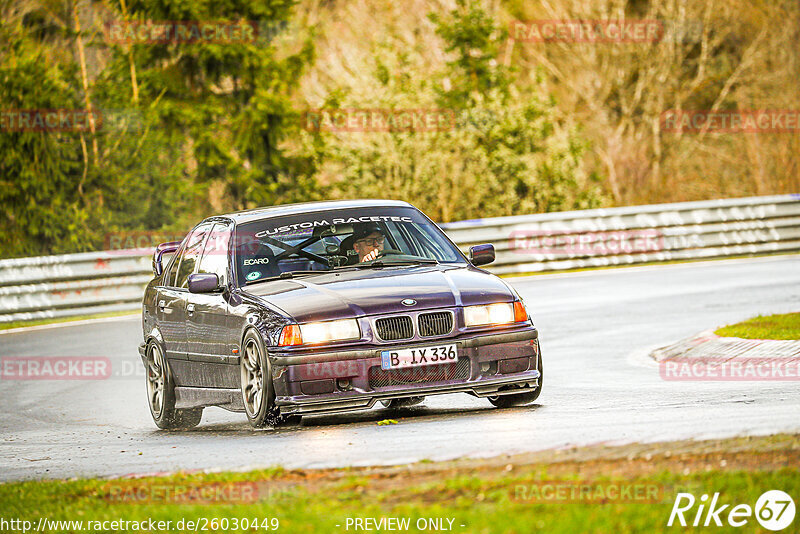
[401,298,417,306]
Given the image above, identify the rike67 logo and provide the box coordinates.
[668,490,795,530]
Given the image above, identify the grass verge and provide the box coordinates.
[715,312,800,340]
[1,434,798,533]
[0,310,138,331]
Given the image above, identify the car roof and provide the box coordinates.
[207,199,416,225]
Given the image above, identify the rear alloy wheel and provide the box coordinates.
[488,345,543,408]
[240,331,282,428]
[146,341,202,429]
[381,397,425,409]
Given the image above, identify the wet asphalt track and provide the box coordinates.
[1,255,799,481]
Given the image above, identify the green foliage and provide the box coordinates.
[306,0,603,222]
[428,0,511,102]
[1,0,603,257]
[0,0,316,258]
[0,21,91,256]
[116,0,315,211]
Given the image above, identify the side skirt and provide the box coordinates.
[174,387,245,412]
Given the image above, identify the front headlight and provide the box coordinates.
[279,319,361,346]
[464,301,528,327]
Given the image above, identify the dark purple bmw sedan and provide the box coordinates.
[139,200,541,429]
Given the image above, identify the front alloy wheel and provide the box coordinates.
[240,331,280,428]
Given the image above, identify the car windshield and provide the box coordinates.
[234,206,467,285]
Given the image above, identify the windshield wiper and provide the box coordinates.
[256,270,327,282]
[355,259,439,269]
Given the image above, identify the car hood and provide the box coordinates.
[241,265,515,322]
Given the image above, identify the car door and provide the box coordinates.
[156,240,189,362]
[160,223,213,374]
[185,222,239,388]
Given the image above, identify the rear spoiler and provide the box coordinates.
[153,241,182,276]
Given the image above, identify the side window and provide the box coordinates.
[175,223,212,288]
[163,235,190,287]
[165,249,182,287]
[197,223,231,286]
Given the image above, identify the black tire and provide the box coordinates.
[381,396,425,409]
[240,330,281,428]
[488,345,543,408]
[145,341,203,429]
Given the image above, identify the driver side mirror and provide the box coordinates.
[188,273,220,293]
[469,244,495,267]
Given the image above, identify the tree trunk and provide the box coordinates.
[72,0,99,166]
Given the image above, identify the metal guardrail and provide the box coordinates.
[441,194,800,275]
[0,251,153,323]
[1,195,799,323]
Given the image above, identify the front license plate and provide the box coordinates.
[380,344,458,370]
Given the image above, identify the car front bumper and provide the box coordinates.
[271,328,540,416]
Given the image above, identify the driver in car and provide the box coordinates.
[352,224,385,263]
